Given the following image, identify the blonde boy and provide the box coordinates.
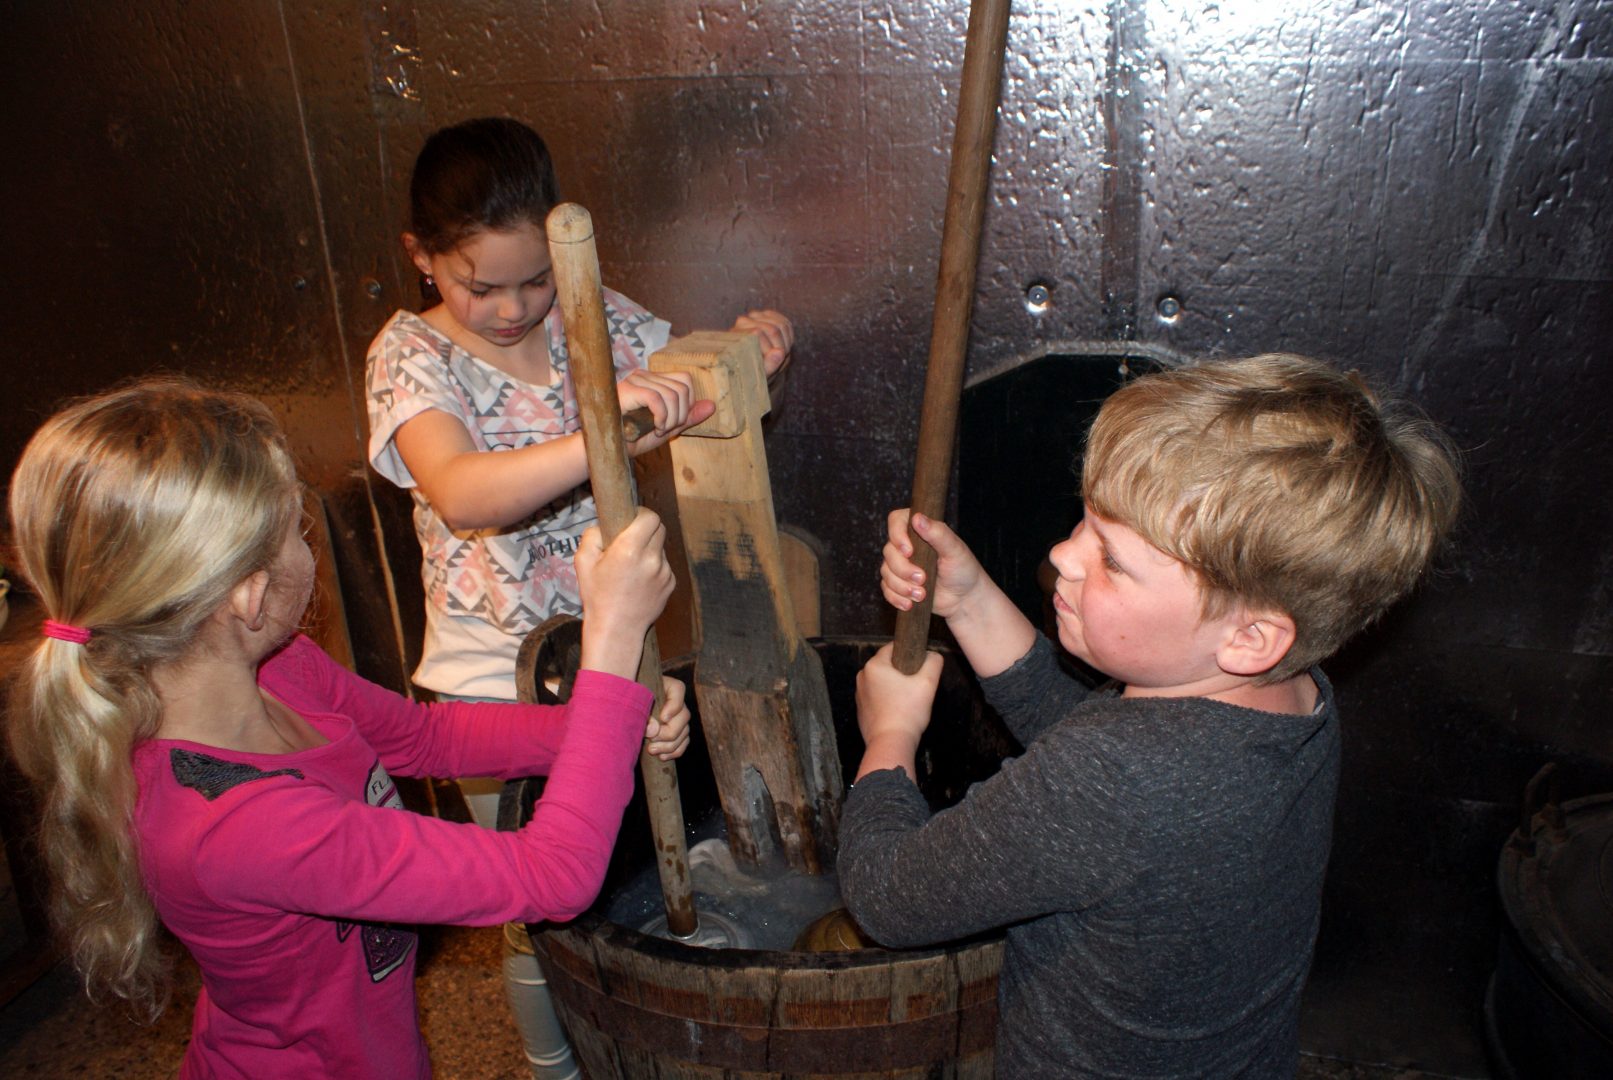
[839,354,1462,1077]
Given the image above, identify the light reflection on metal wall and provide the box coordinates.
[1,2,362,490]
[357,0,1613,662]
[6,2,1608,645]
[1137,0,1613,659]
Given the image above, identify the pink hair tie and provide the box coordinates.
[42,620,93,645]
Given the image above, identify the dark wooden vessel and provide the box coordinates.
[1487,767,1613,1078]
[507,636,1018,1078]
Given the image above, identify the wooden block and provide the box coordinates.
[649,331,770,439]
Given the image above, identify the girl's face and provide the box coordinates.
[411,222,557,351]
[263,509,316,642]
[1046,506,1235,697]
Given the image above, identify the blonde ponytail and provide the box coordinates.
[6,377,299,1018]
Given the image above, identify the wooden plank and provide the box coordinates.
[636,444,698,661]
[706,957,779,1062]
[652,333,843,874]
[693,662,839,872]
[888,950,957,1024]
[778,524,824,639]
[952,940,1003,1061]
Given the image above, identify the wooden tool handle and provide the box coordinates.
[547,202,699,939]
[892,0,1012,674]
[621,406,655,442]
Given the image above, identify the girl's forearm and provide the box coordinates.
[422,435,591,530]
[578,617,649,682]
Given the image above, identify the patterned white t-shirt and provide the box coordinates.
[366,291,670,697]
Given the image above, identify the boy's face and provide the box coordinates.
[1047,506,1237,697]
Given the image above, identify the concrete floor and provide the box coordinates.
[0,921,1467,1080]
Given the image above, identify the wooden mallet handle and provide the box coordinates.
[546,202,699,940]
[892,0,1012,674]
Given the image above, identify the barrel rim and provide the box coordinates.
[543,907,1005,970]
[1495,790,1613,1036]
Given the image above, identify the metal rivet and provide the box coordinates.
[1024,282,1052,315]
[364,278,384,300]
[1156,295,1181,321]
[292,275,309,292]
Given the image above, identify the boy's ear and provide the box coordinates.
[227,570,272,633]
[1217,609,1296,677]
[402,232,433,277]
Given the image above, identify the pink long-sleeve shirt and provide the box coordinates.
[132,634,650,1080]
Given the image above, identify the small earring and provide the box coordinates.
[424,274,435,286]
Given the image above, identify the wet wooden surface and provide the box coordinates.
[654,332,843,875]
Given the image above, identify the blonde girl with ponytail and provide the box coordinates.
[6,377,689,1079]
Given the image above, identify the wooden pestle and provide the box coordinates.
[892,0,1012,673]
[545,202,698,940]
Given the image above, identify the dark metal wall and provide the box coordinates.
[2,1,1609,1072]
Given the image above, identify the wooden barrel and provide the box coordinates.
[534,914,1002,1077]
[1486,768,1613,1078]
[510,636,1016,1078]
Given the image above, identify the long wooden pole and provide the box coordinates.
[546,202,698,939]
[891,0,1012,674]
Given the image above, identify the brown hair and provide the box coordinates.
[1083,353,1462,682]
[409,116,560,255]
[5,377,300,1018]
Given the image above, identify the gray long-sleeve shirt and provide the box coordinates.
[838,635,1340,1078]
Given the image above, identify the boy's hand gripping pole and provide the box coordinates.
[547,202,699,940]
[892,0,1011,674]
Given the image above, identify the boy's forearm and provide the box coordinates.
[946,581,1037,678]
[855,733,921,783]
